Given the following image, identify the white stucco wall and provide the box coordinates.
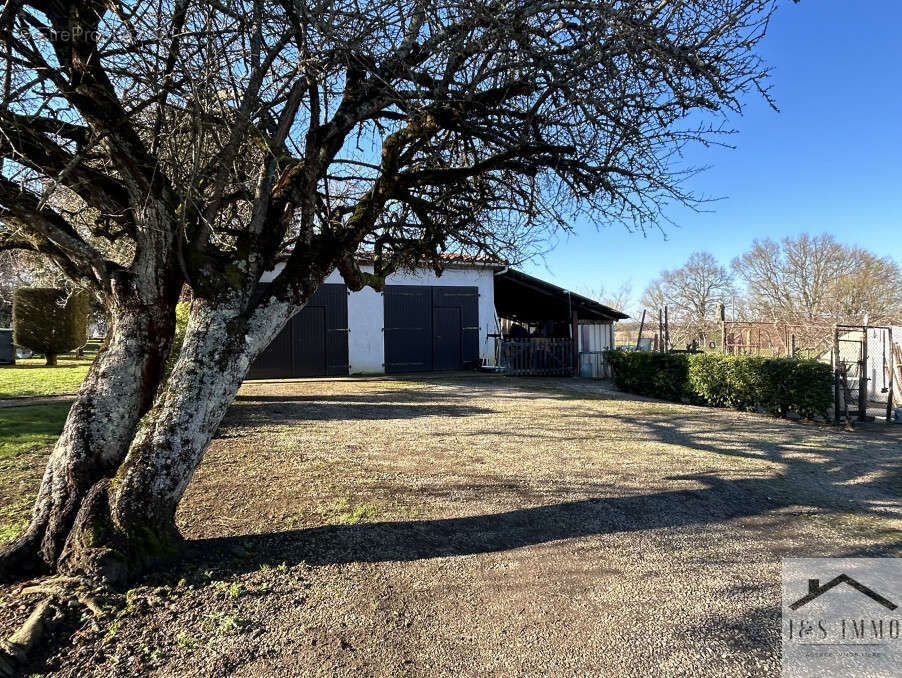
[260,263,499,374]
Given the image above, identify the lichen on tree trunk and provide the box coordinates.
[47,291,302,582]
[0,301,177,580]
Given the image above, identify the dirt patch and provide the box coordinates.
[4,375,901,676]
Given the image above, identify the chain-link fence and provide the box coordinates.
[719,322,900,423]
[722,322,834,360]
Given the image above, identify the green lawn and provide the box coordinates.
[0,403,71,459]
[0,361,92,398]
[0,342,99,398]
[0,403,70,542]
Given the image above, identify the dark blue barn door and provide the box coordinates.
[384,285,479,373]
[247,283,348,379]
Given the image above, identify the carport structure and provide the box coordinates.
[493,269,628,376]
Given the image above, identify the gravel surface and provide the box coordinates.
[2,374,900,677]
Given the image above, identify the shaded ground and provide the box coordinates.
[2,375,901,677]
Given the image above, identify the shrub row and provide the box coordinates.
[605,351,833,420]
[603,351,689,402]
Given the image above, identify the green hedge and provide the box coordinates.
[687,353,760,410]
[162,301,191,385]
[605,350,689,402]
[605,351,833,420]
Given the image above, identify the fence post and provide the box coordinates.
[718,303,726,354]
[833,325,840,424]
[635,309,646,351]
[886,327,894,423]
[832,325,839,371]
[834,369,841,424]
[658,309,663,353]
[859,323,869,422]
[664,305,670,353]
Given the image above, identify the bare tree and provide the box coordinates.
[732,234,902,325]
[0,247,84,326]
[579,281,634,317]
[0,252,31,325]
[641,252,735,346]
[0,0,779,589]
[832,248,902,324]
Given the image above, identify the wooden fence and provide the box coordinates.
[498,338,573,376]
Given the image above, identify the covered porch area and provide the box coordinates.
[493,269,628,377]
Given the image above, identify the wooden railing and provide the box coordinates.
[499,338,573,376]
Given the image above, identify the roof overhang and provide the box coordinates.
[494,268,629,323]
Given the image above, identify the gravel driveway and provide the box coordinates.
[7,375,902,677]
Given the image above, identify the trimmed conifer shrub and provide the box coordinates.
[12,288,89,366]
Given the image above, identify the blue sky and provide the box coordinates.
[520,0,902,311]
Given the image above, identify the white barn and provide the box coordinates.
[250,259,626,378]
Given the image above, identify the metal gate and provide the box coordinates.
[834,325,867,422]
[498,338,573,376]
[833,325,898,423]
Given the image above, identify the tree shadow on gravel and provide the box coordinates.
[555,405,902,521]
[219,391,495,426]
[165,473,900,583]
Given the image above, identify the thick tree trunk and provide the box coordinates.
[1,199,182,582]
[45,353,57,366]
[55,292,300,582]
[0,302,176,580]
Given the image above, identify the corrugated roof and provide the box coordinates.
[494,268,629,322]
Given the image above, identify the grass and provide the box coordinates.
[0,502,31,543]
[0,403,68,543]
[0,345,98,399]
[0,362,92,399]
[0,402,70,459]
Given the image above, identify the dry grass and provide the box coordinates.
[4,375,901,677]
[180,375,902,545]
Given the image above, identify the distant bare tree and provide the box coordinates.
[0,250,66,325]
[641,252,735,346]
[732,234,902,325]
[832,248,902,324]
[580,281,634,317]
[0,252,28,325]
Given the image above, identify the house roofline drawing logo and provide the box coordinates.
[789,574,898,611]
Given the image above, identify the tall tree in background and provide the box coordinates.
[832,247,902,324]
[0,252,30,325]
[0,0,779,584]
[641,252,735,346]
[732,234,902,325]
[581,281,634,317]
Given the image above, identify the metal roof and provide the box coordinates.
[494,268,629,323]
